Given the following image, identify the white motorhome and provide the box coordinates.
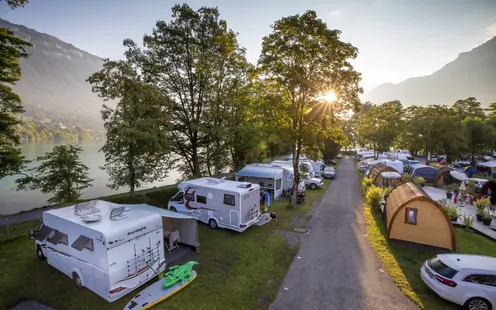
[167,178,261,232]
[267,164,307,195]
[271,160,316,178]
[29,200,165,302]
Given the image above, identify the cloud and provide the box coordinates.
[484,22,496,39]
[329,9,343,17]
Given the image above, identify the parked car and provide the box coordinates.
[420,254,496,310]
[465,178,489,193]
[326,159,337,165]
[335,154,342,159]
[322,166,335,179]
[302,173,324,189]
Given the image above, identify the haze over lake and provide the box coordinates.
[0,140,180,215]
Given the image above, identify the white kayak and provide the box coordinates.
[123,270,197,310]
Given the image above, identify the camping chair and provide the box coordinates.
[166,230,180,253]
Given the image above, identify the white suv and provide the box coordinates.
[420,254,496,310]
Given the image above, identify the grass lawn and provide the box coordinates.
[360,176,496,309]
[0,179,331,310]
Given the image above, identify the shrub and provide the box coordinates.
[440,200,460,219]
[401,173,412,182]
[362,177,373,190]
[442,183,458,193]
[413,176,425,186]
[460,214,475,232]
[366,185,383,209]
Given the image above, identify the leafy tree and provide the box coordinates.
[15,144,93,204]
[3,0,28,9]
[0,26,31,178]
[451,97,485,120]
[462,117,495,164]
[355,101,403,157]
[125,4,247,177]
[258,10,362,206]
[87,59,172,193]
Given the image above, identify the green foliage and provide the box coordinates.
[3,0,29,9]
[462,117,496,163]
[460,214,475,232]
[355,101,404,154]
[413,176,425,186]
[439,200,460,219]
[401,173,412,182]
[442,183,458,193]
[365,185,383,209]
[15,144,93,204]
[0,26,32,178]
[87,59,173,193]
[362,177,373,190]
[258,10,362,205]
[474,196,491,212]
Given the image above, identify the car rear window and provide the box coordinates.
[428,257,458,279]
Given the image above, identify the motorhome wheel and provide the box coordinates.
[72,272,83,288]
[170,206,177,212]
[36,246,46,260]
[310,183,317,190]
[209,219,218,229]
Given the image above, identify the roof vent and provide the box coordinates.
[82,214,102,223]
[238,183,252,189]
[110,206,127,221]
[74,200,101,216]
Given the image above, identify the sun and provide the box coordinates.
[321,90,337,102]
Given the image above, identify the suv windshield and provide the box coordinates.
[428,257,458,279]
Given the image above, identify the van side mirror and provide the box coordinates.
[28,230,35,240]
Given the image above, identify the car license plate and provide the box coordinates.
[424,266,434,279]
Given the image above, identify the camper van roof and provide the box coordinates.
[178,177,260,194]
[236,164,284,179]
[44,200,161,238]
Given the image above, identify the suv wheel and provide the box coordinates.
[310,183,317,190]
[465,297,492,310]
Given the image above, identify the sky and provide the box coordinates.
[1,0,495,91]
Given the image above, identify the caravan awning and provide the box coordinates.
[235,165,283,179]
[122,204,200,248]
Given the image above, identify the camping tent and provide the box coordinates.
[384,182,455,250]
[235,164,284,199]
[410,164,438,183]
[432,166,454,188]
[123,204,200,249]
[368,163,400,186]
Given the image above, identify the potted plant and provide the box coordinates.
[443,184,457,199]
[402,173,412,183]
[481,210,494,226]
[413,176,426,187]
[473,197,491,221]
[441,201,460,222]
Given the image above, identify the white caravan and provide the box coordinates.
[271,160,316,178]
[264,164,306,195]
[29,200,166,302]
[167,178,261,233]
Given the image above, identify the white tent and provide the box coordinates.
[122,204,200,249]
[450,170,468,181]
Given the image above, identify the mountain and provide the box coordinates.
[1,18,106,129]
[362,36,496,107]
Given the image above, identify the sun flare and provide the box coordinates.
[322,90,337,102]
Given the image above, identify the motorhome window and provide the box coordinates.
[276,179,282,190]
[34,225,55,242]
[173,192,183,201]
[184,193,194,201]
[224,194,235,206]
[196,195,207,204]
[47,230,68,245]
[71,235,94,252]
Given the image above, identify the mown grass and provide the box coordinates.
[358,171,496,310]
[0,178,331,310]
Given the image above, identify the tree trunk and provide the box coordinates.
[128,144,135,194]
[191,133,201,177]
[289,138,302,208]
[206,144,213,176]
[214,138,221,175]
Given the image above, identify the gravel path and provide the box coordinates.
[270,157,418,310]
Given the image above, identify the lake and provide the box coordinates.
[0,140,180,215]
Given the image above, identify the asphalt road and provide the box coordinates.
[270,157,418,310]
